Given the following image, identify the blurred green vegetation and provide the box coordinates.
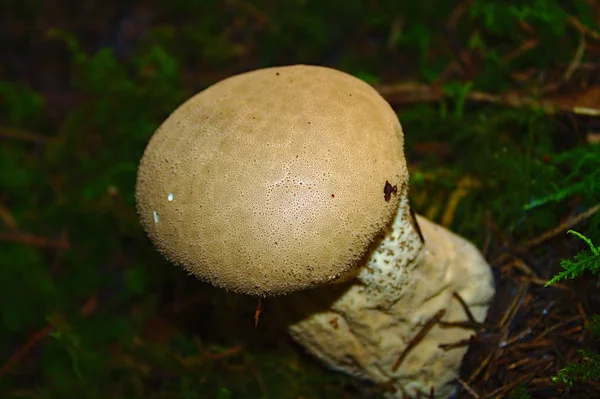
[1,0,599,398]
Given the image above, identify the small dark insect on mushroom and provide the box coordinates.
[383,181,398,202]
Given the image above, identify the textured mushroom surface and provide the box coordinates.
[136,65,406,296]
[288,194,495,398]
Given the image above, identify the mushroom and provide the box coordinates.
[135,65,495,398]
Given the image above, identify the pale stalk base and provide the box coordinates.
[288,199,495,398]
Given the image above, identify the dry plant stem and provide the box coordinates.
[0,325,54,379]
[0,204,18,229]
[452,292,478,325]
[375,82,600,115]
[568,14,600,41]
[480,374,532,399]
[0,295,97,379]
[438,339,473,350]
[392,309,446,372]
[521,276,568,289]
[522,203,600,250]
[0,232,70,250]
[563,32,586,81]
[288,194,495,398]
[456,377,480,398]
[0,126,50,145]
[503,38,539,64]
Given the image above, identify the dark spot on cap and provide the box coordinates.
[383,181,398,202]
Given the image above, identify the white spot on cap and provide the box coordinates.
[168,193,174,201]
[153,211,159,223]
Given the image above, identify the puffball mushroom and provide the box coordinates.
[135,65,495,398]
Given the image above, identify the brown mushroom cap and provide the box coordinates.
[136,65,407,296]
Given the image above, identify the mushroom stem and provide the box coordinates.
[288,188,495,398]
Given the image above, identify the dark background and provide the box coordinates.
[1,1,600,398]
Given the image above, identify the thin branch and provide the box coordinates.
[0,295,97,379]
[392,309,446,372]
[568,15,600,41]
[0,232,70,250]
[0,126,50,145]
[452,292,478,325]
[456,377,480,398]
[563,31,586,81]
[522,203,600,250]
[375,83,600,115]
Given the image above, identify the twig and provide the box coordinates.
[536,315,582,340]
[386,17,404,50]
[203,346,243,360]
[457,377,480,398]
[505,258,539,279]
[439,320,486,330]
[0,232,70,250]
[577,302,588,327]
[520,276,569,290]
[521,203,600,250]
[499,283,529,329]
[452,292,478,325]
[439,338,473,350]
[0,295,97,379]
[466,352,494,385]
[564,31,586,81]
[0,126,49,145]
[447,0,475,29]
[0,325,53,380]
[499,311,556,350]
[441,176,481,227]
[568,15,600,41]
[507,357,553,372]
[375,82,600,115]
[392,309,446,372]
[0,204,18,229]
[503,38,539,64]
[192,336,242,360]
[479,373,532,399]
